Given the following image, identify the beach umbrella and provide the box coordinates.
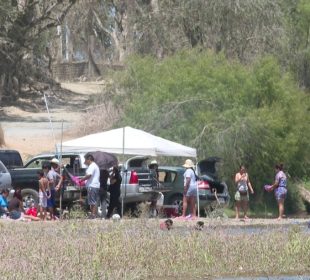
[85,151,118,170]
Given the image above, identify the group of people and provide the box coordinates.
[0,188,40,221]
[0,153,288,221]
[0,157,63,221]
[0,154,123,221]
[234,163,287,220]
[176,159,288,221]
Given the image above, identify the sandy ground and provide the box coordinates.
[1,82,103,160]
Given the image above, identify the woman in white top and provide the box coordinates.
[181,159,197,220]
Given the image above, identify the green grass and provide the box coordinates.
[0,219,310,279]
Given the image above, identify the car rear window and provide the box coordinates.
[158,171,177,183]
[0,151,23,168]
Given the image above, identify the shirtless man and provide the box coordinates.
[38,170,50,220]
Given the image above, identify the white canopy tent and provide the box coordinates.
[57,126,198,217]
[58,126,197,158]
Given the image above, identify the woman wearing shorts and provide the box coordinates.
[270,163,287,220]
[180,159,197,220]
[234,165,254,220]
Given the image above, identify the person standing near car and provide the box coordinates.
[47,158,63,220]
[180,159,197,220]
[38,170,50,221]
[270,163,287,220]
[106,166,122,219]
[234,165,254,220]
[99,169,109,218]
[80,154,100,219]
[149,160,160,217]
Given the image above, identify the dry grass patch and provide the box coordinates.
[0,219,309,279]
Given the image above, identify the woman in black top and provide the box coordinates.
[106,166,122,219]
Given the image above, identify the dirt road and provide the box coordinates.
[1,82,104,160]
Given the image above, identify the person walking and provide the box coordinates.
[179,159,197,220]
[106,166,122,219]
[80,154,100,219]
[234,165,254,220]
[270,163,287,220]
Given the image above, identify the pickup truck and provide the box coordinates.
[9,151,163,210]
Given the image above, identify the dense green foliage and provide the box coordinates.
[112,50,310,209]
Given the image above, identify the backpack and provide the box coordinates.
[237,177,248,195]
[190,168,199,181]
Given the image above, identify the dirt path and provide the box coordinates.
[1,82,104,160]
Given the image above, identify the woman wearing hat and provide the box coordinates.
[181,159,197,220]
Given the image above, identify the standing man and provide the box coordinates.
[47,158,63,220]
[80,154,100,219]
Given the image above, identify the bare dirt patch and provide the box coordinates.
[0,82,103,160]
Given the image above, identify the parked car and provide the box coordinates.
[0,160,12,190]
[158,157,230,216]
[0,149,23,169]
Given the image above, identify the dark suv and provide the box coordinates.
[0,149,23,169]
[158,157,230,215]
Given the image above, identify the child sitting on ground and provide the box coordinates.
[25,203,37,217]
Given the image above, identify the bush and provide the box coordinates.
[110,50,310,212]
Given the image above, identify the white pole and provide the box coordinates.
[121,127,125,217]
[196,159,200,218]
[43,93,57,152]
[59,120,64,219]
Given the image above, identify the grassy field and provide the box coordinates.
[0,218,310,280]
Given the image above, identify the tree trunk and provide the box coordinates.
[0,124,5,147]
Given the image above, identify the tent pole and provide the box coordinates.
[121,127,125,218]
[59,120,64,219]
[196,158,200,218]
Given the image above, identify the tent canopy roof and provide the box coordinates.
[58,126,197,158]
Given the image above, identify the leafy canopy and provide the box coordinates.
[113,50,310,203]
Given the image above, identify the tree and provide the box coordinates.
[0,0,76,103]
[281,0,310,89]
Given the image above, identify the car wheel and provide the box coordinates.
[168,194,183,216]
[21,189,39,209]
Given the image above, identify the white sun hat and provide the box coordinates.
[182,159,195,168]
[50,158,60,165]
[150,160,158,165]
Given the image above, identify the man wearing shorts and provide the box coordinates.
[80,154,100,219]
